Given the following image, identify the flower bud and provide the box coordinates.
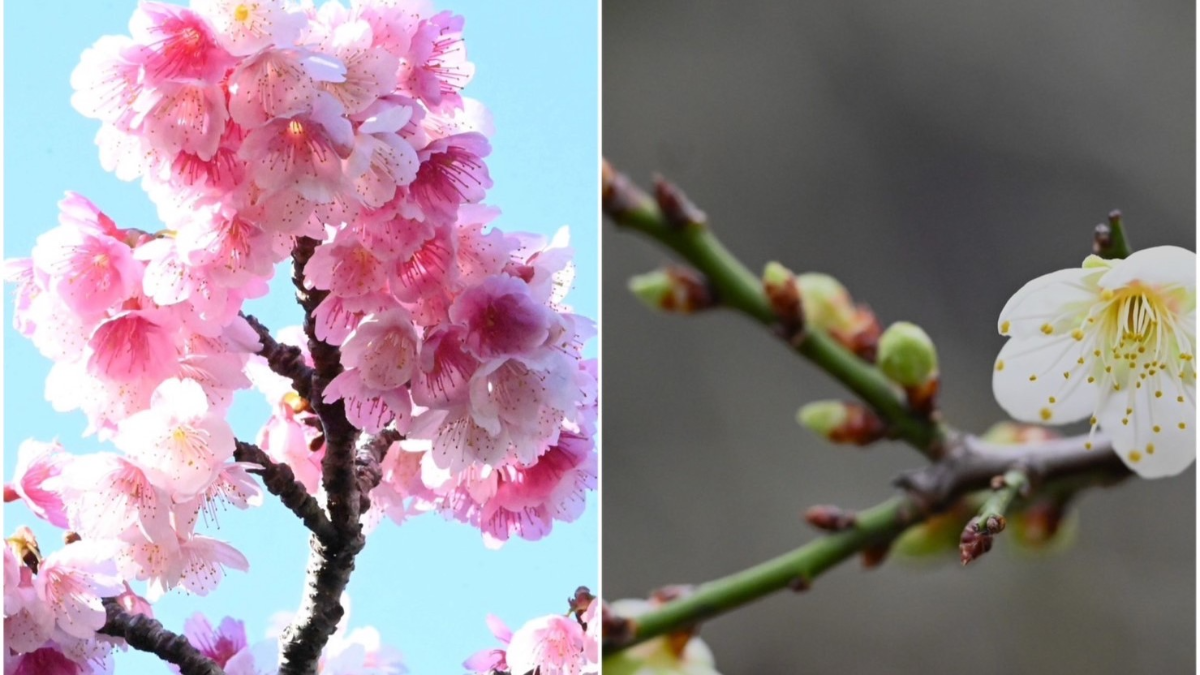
[604,599,719,675]
[795,273,855,333]
[628,267,712,314]
[763,262,803,335]
[796,400,886,445]
[877,322,938,388]
[794,273,881,359]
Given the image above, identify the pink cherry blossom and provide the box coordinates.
[129,2,236,84]
[9,645,85,675]
[5,439,71,528]
[411,324,477,407]
[506,614,588,675]
[85,310,179,384]
[347,105,420,208]
[450,274,554,360]
[227,47,346,128]
[405,132,491,223]
[240,93,354,203]
[132,81,229,162]
[31,195,140,318]
[400,11,474,112]
[305,229,389,298]
[184,613,248,666]
[113,378,235,498]
[58,453,174,542]
[463,614,512,674]
[192,0,306,57]
[35,541,125,640]
[70,35,145,124]
[312,12,400,115]
[339,309,420,390]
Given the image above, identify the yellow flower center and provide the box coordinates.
[234,4,251,22]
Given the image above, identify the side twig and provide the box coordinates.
[99,599,224,675]
[602,433,1130,654]
[233,440,336,543]
[243,312,315,400]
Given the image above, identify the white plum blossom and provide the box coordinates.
[993,246,1196,478]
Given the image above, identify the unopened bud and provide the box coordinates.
[628,267,713,314]
[797,400,886,445]
[959,516,995,565]
[762,262,803,335]
[804,505,857,531]
[795,273,855,333]
[795,273,881,359]
[877,322,939,388]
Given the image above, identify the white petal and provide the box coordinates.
[1099,245,1196,290]
[1098,372,1196,478]
[992,335,1094,424]
[998,266,1103,338]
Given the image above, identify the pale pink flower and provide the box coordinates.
[467,355,577,465]
[339,309,420,390]
[132,81,229,162]
[113,583,154,619]
[399,11,474,111]
[311,12,400,115]
[506,614,588,675]
[113,378,236,498]
[421,97,493,141]
[463,614,512,674]
[312,291,396,345]
[351,0,431,57]
[452,205,512,284]
[71,35,145,123]
[192,0,306,57]
[227,47,346,128]
[581,601,600,668]
[85,310,179,384]
[5,439,71,528]
[450,274,554,360]
[129,2,236,84]
[31,195,140,317]
[184,613,248,666]
[8,645,85,675]
[240,92,354,203]
[58,453,174,542]
[324,369,413,434]
[322,625,407,675]
[411,324,477,407]
[346,104,420,208]
[35,541,124,640]
[305,230,391,299]
[385,220,457,303]
[175,204,283,288]
[420,406,505,471]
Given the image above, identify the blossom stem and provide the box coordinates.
[603,433,1129,655]
[602,161,944,456]
[99,599,224,675]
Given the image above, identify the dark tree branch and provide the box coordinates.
[354,428,403,512]
[99,599,224,675]
[277,237,367,675]
[242,312,315,401]
[234,440,335,544]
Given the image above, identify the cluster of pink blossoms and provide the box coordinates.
[5,0,596,670]
[465,590,600,675]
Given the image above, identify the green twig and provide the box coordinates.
[602,162,945,456]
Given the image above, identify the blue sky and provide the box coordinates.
[2,1,598,672]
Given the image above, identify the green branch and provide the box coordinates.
[602,163,945,455]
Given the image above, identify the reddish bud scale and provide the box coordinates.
[828,404,888,446]
[959,516,995,565]
[652,176,707,230]
[905,376,940,417]
[764,272,805,338]
[661,266,715,314]
[804,504,858,531]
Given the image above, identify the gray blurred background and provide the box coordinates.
[603,2,1195,673]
